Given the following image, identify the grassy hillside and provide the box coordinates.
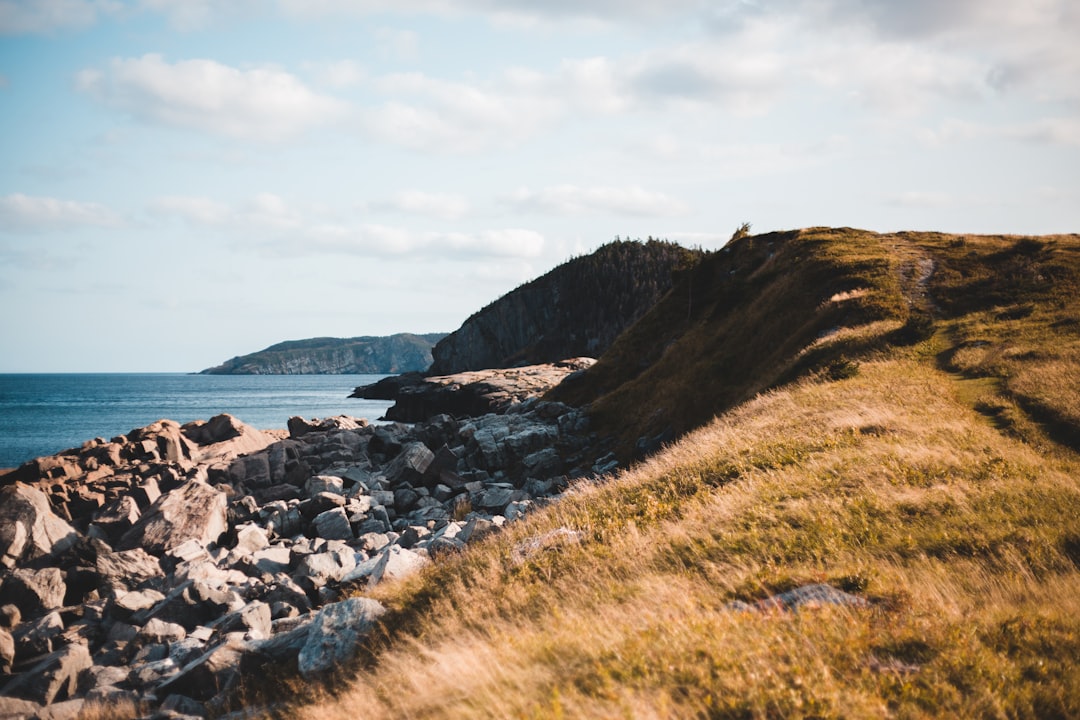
[245,230,1080,718]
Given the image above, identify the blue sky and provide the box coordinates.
[1,0,1077,372]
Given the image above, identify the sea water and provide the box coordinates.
[0,373,394,469]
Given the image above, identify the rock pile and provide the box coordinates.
[0,393,602,718]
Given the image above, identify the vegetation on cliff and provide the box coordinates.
[199,333,446,375]
[428,239,703,375]
[249,228,1080,719]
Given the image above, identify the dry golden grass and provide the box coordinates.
[285,357,1080,719]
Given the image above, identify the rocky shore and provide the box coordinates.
[0,364,612,719]
[350,357,596,422]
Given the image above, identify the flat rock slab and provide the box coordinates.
[1,642,91,705]
[356,358,595,422]
[728,584,870,612]
[119,481,228,555]
[0,486,78,569]
[297,597,386,677]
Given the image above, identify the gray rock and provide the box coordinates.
[1,642,91,705]
[251,547,291,575]
[0,485,78,569]
[229,453,271,488]
[138,618,188,644]
[211,601,271,640]
[0,568,66,620]
[112,589,166,621]
[155,637,246,701]
[32,697,85,720]
[297,597,386,677]
[384,442,434,487]
[128,656,179,689]
[0,605,19,629]
[90,496,141,539]
[294,550,357,584]
[312,507,353,541]
[305,475,344,498]
[229,524,270,559]
[119,481,228,555]
[475,486,513,512]
[0,696,43,719]
[12,611,64,658]
[242,618,313,673]
[95,548,164,593]
[342,546,429,587]
[79,665,129,694]
[0,628,13,675]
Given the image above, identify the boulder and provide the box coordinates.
[0,642,92,705]
[0,697,43,719]
[0,485,78,569]
[312,508,353,542]
[119,481,228,555]
[0,628,13,675]
[137,618,188,644]
[305,475,344,498]
[297,597,386,677]
[12,612,64,658]
[211,601,271,640]
[111,589,166,621]
[383,443,434,487]
[155,637,245,702]
[0,568,66,620]
[228,454,271,488]
[90,496,141,539]
[94,548,164,592]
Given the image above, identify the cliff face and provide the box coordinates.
[429,240,702,375]
[200,333,446,375]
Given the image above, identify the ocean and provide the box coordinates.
[0,373,394,470]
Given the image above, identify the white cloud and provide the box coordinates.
[149,193,542,260]
[919,118,1080,148]
[369,191,470,220]
[150,195,232,225]
[363,70,560,152]
[803,40,992,112]
[884,191,955,208]
[375,27,419,62]
[135,0,268,31]
[76,54,346,141]
[302,59,367,89]
[1005,118,1080,148]
[504,185,689,217]
[283,224,545,259]
[0,193,123,233]
[277,0,701,25]
[0,0,119,34]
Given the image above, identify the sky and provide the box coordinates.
[1,0,1078,372]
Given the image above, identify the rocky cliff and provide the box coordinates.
[200,334,446,375]
[428,239,702,375]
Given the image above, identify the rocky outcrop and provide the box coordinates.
[429,240,701,375]
[352,358,596,423]
[0,388,610,716]
[200,333,447,375]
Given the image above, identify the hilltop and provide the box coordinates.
[199,334,446,375]
[429,239,702,375]
[280,228,1080,718]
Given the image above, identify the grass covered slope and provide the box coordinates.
[294,359,1080,718]
[275,229,1080,718]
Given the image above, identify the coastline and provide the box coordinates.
[0,362,603,716]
